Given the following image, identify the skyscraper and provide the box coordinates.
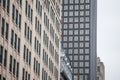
[0,0,61,80]
[61,0,97,80]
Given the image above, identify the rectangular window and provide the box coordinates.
[12,5,15,20]
[24,23,27,37]
[16,62,19,78]
[25,1,28,15]
[31,9,33,22]
[23,45,26,59]
[13,59,16,75]
[16,10,18,25]
[30,31,32,44]
[29,52,31,65]
[19,14,21,29]
[7,0,10,13]
[28,74,30,80]
[18,38,20,53]
[0,45,3,63]
[4,50,7,67]
[1,18,5,36]
[28,5,30,18]
[5,23,9,40]
[22,68,25,80]
[3,0,6,8]
[9,55,12,72]
[26,49,28,62]
[20,0,22,6]
[14,34,17,49]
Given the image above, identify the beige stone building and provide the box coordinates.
[0,0,61,80]
[97,57,105,80]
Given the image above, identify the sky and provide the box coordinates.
[97,0,120,80]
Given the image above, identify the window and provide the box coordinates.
[13,59,16,75]
[79,55,84,60]
[9,55,12,72]
[75,5,79,10]
[79,69,83,73]
[85,55,89,60]
[14,34,17,49]
[16,62,19,78]
[1,18,5,36]
[85,68,89,73]
[85,11,90,16]
[79,62,83,67]
[85,49,89,54]
[69,11,73,16]
[3,0,6,8]
[19,14,21,29]
[5,23,9,40]
[7,0,10,13]
[12,5,15,20]
[18,38,21,53]
[85,42,89,47]
[64,0,68,4]
[64,5,68,10]
[0,45,3,63]
[74,62,78,67]
[16,10,18,25]
[4,50,7,67]
[74,69,78,74]
[85,62,89,67]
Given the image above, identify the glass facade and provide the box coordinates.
[62,0,97,80]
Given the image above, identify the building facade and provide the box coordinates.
[97,57,105,80]
[61,0,97,80]
[0,0,61,80]
[60,50,72,80]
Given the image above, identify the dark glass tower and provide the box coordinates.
[61,0,97,80]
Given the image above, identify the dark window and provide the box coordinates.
[4,50,7,67]
[7,0,10,13]
[28,74,30,80]
[16,62,19,78]
[9,55,12,72]
[25,23,27,37]
[19,14,21,29]
[18,38,21,53]
[0,45,3,63]
[34,37,36,50]
[22,68,25,80]
[27,27,29,40]
[25,1,28,15]
[3,77,6,80]
[28,5,30,18]
[38,63,40,75]
[25,71,28,80]
[23,45,26,59]
[1,18,5,36]
[3,0,6,8]
[29,52,31,65]
[16,10,18,25]
[5,23,9,40]
[12,5,15,20]
[30,31,32,44]
[14,34,17,49]
[13,59,16,75]
[26,48,28,62]
[31,9,33,22]
[20,0,22,6]
[34,58,36,71]
[11,30,14,46]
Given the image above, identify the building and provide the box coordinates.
[60,50,72,80]
[0,0,61,80]
[97,57,105,80]
[61,0,97,80]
